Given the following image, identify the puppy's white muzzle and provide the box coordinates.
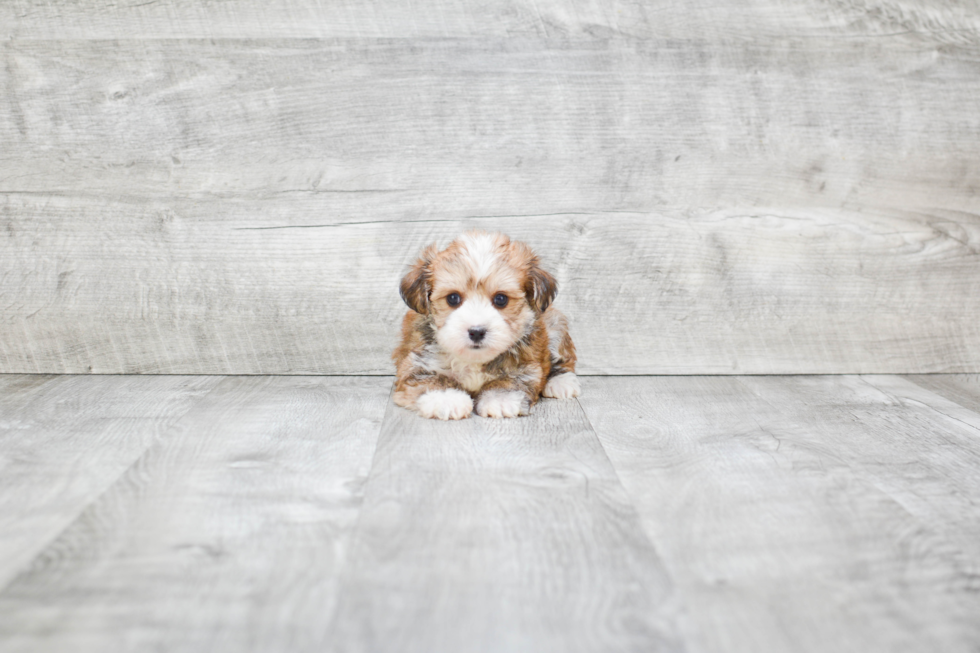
[437,296,509,363]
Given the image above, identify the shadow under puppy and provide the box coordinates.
[393,231,580,419]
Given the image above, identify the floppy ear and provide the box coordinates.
[525,264,558,313]
[399,243,438,314]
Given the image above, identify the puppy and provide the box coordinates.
[393,231,580,420]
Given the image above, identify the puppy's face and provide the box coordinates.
[400,232,557,364]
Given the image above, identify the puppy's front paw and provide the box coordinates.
[417,388,474,420]
[542,372,581,399]
[476,390,529,418]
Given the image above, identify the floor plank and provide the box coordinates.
[745,376,980,561]
[901,374,980,415]
[326,392,681,653]
[4,0,976,40]
[0,376,390,653]
[579,375,980,653]
[0,374,221,591]
[3,374,980,651]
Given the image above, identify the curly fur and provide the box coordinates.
[393,231,579,419]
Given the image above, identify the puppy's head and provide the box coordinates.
[400,231,557,363]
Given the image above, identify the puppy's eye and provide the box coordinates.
[446,292,462,307]
[493,293,509,308]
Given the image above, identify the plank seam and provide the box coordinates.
[860,375,980,437]
[573,395,669,555]
[319,379,395,641]
[0,376,225,596]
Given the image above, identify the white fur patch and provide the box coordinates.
[542,372,580,399]
[459,232,501,282]
[417,388,474,420]
[437,295,511,364]
[475,389,528,418]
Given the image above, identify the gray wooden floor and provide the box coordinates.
[1,374,979,653]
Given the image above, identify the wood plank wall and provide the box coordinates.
[1,1,979,374]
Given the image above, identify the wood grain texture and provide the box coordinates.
[3,38,979,208]
[1,0,978,41]
[0,373,220,591]
[326,392,681,653]
[902,374,980,414]
[2,373,980,651]
[2,19,979,375]
[579,375,980,653]
[0,376,391,653]
[2,198,979,375]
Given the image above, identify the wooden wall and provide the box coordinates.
[2,1,979,374]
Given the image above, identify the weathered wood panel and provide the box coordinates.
[0,374,220,591]
[1,0,977,41]
[579,375,980,653]
[2,27,979,374]
[326,392,680,653]
[0,376,390,652]
[3,38,978,210]
[2,194,978,374]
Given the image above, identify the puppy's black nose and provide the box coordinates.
[468,327,487,343]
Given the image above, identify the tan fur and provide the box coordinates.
[393,231,578,419]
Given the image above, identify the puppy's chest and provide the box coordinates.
[412,347,501,392]
[449,362,495,393]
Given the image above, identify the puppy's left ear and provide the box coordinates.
[525,264,558,313]
[400,243,438,314]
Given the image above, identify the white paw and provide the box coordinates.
[416,389,473,420]
[476,390,528,418]
[542,372,581,399]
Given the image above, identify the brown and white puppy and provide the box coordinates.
[393,231,580,420]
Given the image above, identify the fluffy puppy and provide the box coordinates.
[393,231,580,420]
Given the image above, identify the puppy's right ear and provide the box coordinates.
[399,243,439,314]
